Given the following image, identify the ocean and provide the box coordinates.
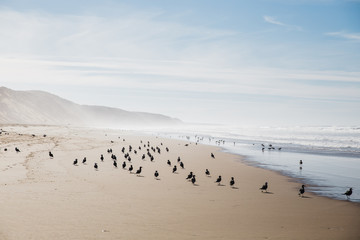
[145,125,360,202]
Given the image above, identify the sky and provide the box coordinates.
[0,0,359,126]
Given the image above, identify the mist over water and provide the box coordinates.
[141,124,360,202]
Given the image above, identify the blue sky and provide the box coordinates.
[0,0,359,126]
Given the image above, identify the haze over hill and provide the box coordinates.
[0,87,181,128]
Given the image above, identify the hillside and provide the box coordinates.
[0,87,181,127]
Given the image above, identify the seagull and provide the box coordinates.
[186,172,193,180]
[136,166,142,175]
[154,170,159,179]
[113,161,117,168]
[343,188,353,200]
[215,175,222,185]
[73,158,78,165]
[94,163,98,170]
[230,177,235,187]
[191,175,196,185]
[298,185,305,197]
[205,169,210,176]
[260,182,268,192]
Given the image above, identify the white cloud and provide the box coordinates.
[326,32,360,41]
[263,15,302,31]
[264,16,285,26]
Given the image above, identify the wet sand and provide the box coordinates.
[0,125,359,240]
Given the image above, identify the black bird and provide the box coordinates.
[128,165,133,173]
[100,154,104,161]
[136,166,142,175]
[173,165,177,173]
[186,172,193,180]
[113,161,117,168]
[49,151,53,158]
[230,177,235,187]
[180,162,184,169]
[205,169,210,176]
[191,175,196,185]
[215,175,222,185]
[299,160,303,165]
[211,153,215,158]
[166,147,169,152]
[298,185,305,197]
[15,147,20,153]
[82,157,87,164]
[260,182,268,192]
[94,163,98,170]
[73,158,78,165]
[154,170,159,179]
[177,156,181,162]
[122,161,126,169]
[343,188,353,200]
[167,160,171,166]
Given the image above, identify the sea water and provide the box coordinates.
[147,125,360,202]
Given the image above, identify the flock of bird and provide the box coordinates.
[3,135,354,200]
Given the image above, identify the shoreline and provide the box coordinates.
[0,125,359,239]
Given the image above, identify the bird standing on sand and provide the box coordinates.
[186,172,193,180]
[205,169,210,176]
[299,185,305,197]
[73,159,78,165]
[136,166,142,176]
[154,170,159,179]
[173,165,177,173]
[260,182,268,192]
[230,177,235,187]
[128,165,133,173]
[215,176,222,185]
[122,161,126,169]
[343,188,353,200]
[180,162,184,169]
[82,157,87,164]
[191,175,196,185]
[94,163,98,170]
[113,161,117,168]
[49,151,53,158]
[211,153,215,158]
[167,160,171,166]
[100,154,104,161]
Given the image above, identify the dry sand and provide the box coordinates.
[0,125,359,240]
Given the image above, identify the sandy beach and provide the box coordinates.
[0,125,359,240]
